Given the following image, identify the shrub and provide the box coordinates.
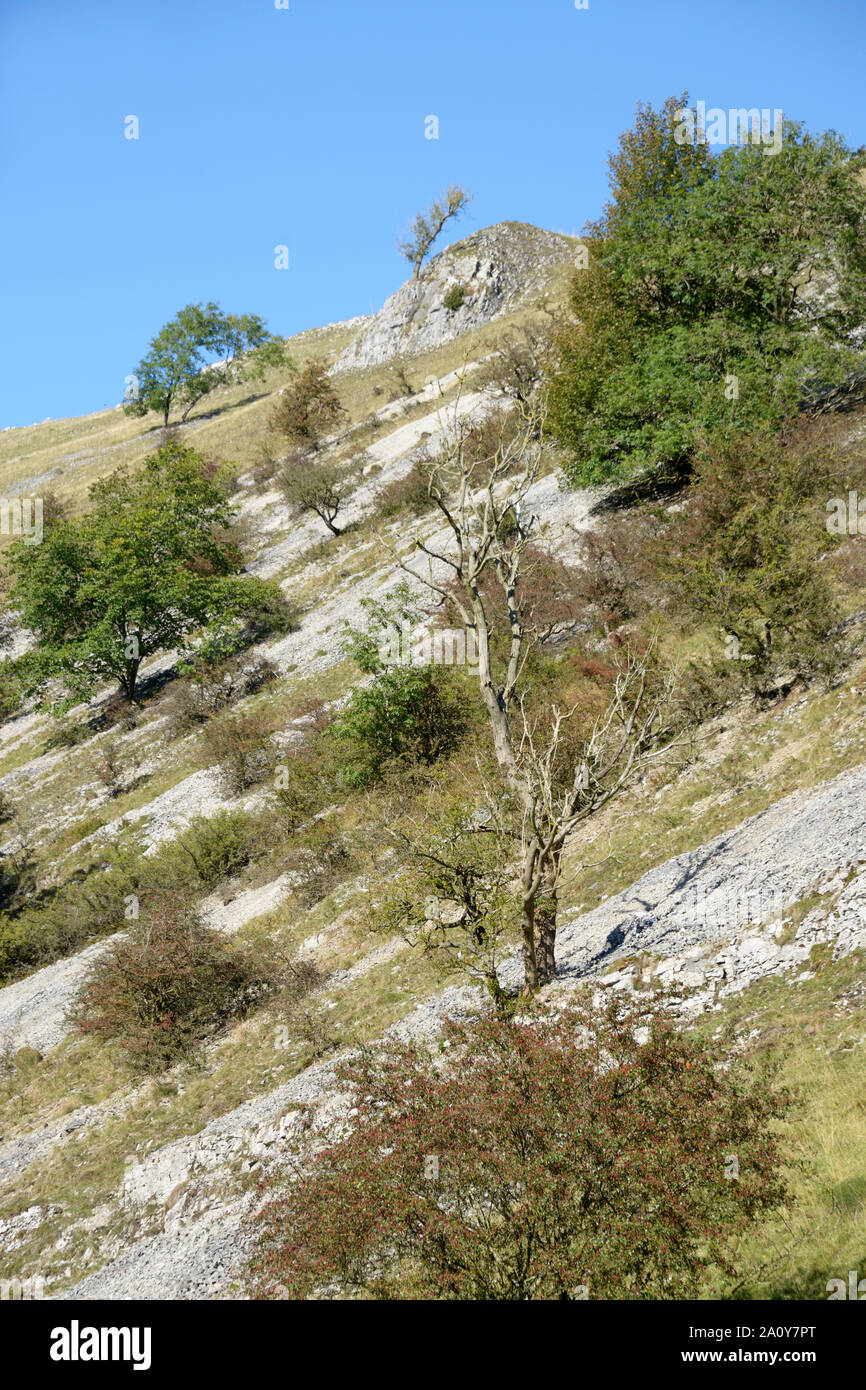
[270,954,336,1056]
[0,839,150,983]
[248,995,794,1300]
[165,653,279,736]
[375,793,519,1010]
[375,460,435,518]
[0,661,28,722]
[271,735,343,835]
[251,442,280,488]
[330,665,467,787]
[478,326,551,408]
[277,456,351,537]
[443,284,466,312]
[70,894,272,1070]
[201,708,276,795]
[0,813,256,984]
[281,820,354,908]
[166,810,254,888]
[663,431,847,695]
[0,843,36,919]
[270,359,345,449]
[92,737,126,799]
[95,693,139,733]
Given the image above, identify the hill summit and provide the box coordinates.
[334,221,575,372]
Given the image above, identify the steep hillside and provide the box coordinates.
[0,226,865,1305]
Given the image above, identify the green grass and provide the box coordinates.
[689,948,866,1300]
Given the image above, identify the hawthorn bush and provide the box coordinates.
[165,810,255,888]
[330,664,467,787]
[164,653,279,736]
[661,430,847,694]
[200,708,276,795]
[375,459,436,519]
[249,996,793,1300]
[70,894,273,1070]
[564,416,864,703]
[270,359,345,450]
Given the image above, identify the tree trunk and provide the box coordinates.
[520,896,540,994]
[520,842,541,993]
[520,843,559,992]
[533,854,559,987]
[122,660,140,701]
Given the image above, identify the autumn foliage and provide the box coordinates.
[71,894,272,1071]
[249,995,793,1299]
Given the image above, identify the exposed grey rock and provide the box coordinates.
[334,222,575,372]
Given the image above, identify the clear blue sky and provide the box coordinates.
[1,0,864,429]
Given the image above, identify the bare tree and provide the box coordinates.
[398,186,473,280]
[394,394,681,992]
[278,456,350,537]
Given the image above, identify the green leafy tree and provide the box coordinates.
[333,583,466,786]
[249,995,793,1300]
[8,442,283,702]
[398,186,472,279]
[548,98,866,485]
[339,581,422,674]
[125,303,290,425]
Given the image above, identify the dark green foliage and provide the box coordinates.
[0,810,258,984]
[124,302,290,425]
[548,97,866,485]
[331,664,467,787]
[162,810,255,889]
[7,442,285,703]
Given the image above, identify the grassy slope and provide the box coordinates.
[0,247,864,1299]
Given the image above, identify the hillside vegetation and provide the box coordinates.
[0,99,865,1303]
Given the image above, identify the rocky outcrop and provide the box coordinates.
[334,222,575,373]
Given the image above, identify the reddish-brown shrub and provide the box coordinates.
[70,894,272,1070]
[248,994,793,1300]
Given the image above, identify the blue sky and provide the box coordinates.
[1,0,864,429]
